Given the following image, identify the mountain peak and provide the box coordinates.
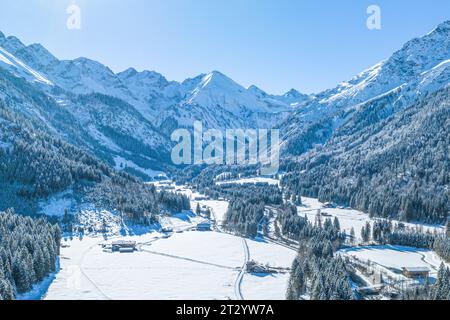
[3,35,26,52]
[247,85,267,96]
[0,31,5,40]
[202,70,232,84]
[201,70,238,88]
[209,70,226,77]
[73,57,116,74]
[26,43,58,61]
[118,68,167,84]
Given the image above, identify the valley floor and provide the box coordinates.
[26,177,447,300]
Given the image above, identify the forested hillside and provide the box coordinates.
[282,87,450,223]
[277,205,353,300]
[0,101,190,220]
[0,210,61,300]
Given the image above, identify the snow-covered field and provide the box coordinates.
[245,239,296,269]
[198,200,229,225]
[240,239,296,300]
[38,180,446,300]
[39,182,295,301]
[242,273,290,300]
[299,197,444,240]
[159,212,205,232]
[114,155,164,178]
[148,231,244,268]
[339,245,449,280]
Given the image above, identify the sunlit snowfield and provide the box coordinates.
[299,197,444,240]
[44,231,295,300]
[339,245,448,280]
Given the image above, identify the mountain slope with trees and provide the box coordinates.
[0,100,189,220]
[282,87,449,223]
[0,210,61,300]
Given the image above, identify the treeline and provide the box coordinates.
[223,200,265,237]
[180,166,283,238]
[219,183,282,237]
[282,88,450,224]
[212,183,282,205]
[175,164,260,187]
[287,242,354,300]
[281,205,353,300]
[277,205,346,247]
[87,178,190,223]
[0,210,61,300]
[359,219,450,263]
[0,103,111,198]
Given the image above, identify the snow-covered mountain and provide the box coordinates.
[0,20,449,177]
[0,30,310,177]
[0,31,303,132]
[282,20,450,155]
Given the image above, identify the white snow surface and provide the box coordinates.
[38,190,74,217]
[241,273,290,300]
[43,229,295,300]
[339,245,450,279]
[40,182,296,300]
[0,46,53,85]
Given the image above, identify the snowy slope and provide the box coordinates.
[0,33,53,86]
[1,31,306,132]
[282,20,450,154]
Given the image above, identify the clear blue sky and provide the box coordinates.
[0,0,449,94]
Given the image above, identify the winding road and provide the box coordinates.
[234,238,250,300]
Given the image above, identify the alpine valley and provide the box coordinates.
[0,20,449,301]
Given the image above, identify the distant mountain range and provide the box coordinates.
[0,30,310,178]
[0,21,449,221]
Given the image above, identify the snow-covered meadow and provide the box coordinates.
[36,179,446,300]
[299,197,445,240]
[150,181,229,226]
[39,181,296,300]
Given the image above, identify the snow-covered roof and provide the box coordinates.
[402,267,430,272]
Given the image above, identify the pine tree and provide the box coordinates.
[350,227,355,244]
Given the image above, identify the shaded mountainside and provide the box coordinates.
[0,65,170,179]
[282,87,450,223]
[282,20,450,157]
[0,102,189,219]
[0,31,304,132]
